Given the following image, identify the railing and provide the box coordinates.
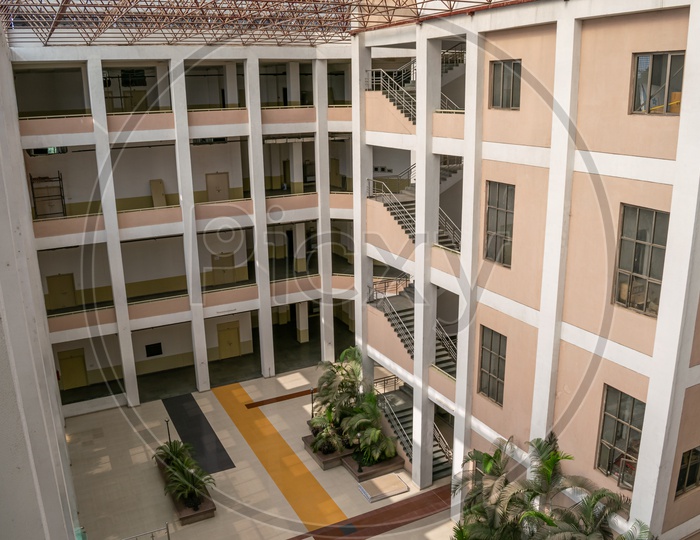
[439,93,462,112]
[370,284,415,359]
[433,423,453,462]
[435,320,458,363]
[187,105,246,112]
[260,104,315,109]
[441,42,466,73]
[391,58,416,87]
[121,523,171,540]
[374,374,402,394]
[19,111,92,120]
[367,179,415,239]
[366,69,416,123]
[376,384,413,461]
[438,209,461,252]
[371,273,411,298]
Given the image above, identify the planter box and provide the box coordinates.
[302,435,354,470]
[156,459,216,525]
[341,454,405,482]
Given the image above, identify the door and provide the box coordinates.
[211,253,235,285]
[47,274,77,311]
[129,89,148,112]
[330,158,342,189]
[150,179,167,207]
[217,321,241,359]
[206,172,230,202]
[58,349,88,390]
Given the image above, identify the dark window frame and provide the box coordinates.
[613,204,669,317]
[676,447,700,497]
[484,180,515,268]
[490,59,522,110]
[478,325,506,407]
[631,51,684,115]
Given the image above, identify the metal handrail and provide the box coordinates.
[366,69,416,123]
[121,523,170,540]
[371,273,411,298]
[435,319,457,363]
[374,374,402,394]
[370,285,415,359]
[440,93,462,111]
[441,43,466,72]
[438,208,461,251]
[367,179,415,240]
[376,388,413,461]
[19,112,92,120]
[433,422,453,461]
[187,106,247,112]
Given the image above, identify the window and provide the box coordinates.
[614,204,669,316]
[145,343,163,357]
[491,60,521,109]
[677,447,700,496]
[485,181,515,267]
[632,52,684,114]
[478,326,506,406]
[597,386,646,490]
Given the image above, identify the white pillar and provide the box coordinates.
[315,59,335,363]
[451,30,483,521]
[156,62,171,110]
[296,302,309,343]
[86,58,140,406]
[352,33,374,380]
[170,60,210,392]
[412,28,441,489]
[246,56,276,378]
[631,5,700,532]
[529,16,581,440]
[291,142,304,194]
[287,61,300,106]
[224,62,239,107]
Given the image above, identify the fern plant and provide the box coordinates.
[153,439,193,468]
[164,457,216,511]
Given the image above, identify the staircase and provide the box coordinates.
[380,385,453,480]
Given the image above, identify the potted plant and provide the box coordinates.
[310,409,345,455]
[153,439,193,468]
[342,392,397,466]
[164,456,216,511]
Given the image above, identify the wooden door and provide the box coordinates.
[58,349,87,390]
[217,321,241,359]
[206,172,230,202]
[129,89,148,112]
[47,274,77,311]
[150,179,167,207]
[212,253,235,285]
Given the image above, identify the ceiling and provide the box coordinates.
[0,1,518,46]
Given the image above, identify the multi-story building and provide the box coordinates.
[2,1,700,538]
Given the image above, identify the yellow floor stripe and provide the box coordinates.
[213,383,347,531]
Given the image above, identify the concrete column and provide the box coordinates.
[451,30,483,521]
[529,17,581,440]
[86,58,140,406]
[287,61,300,106]
[245,56,276,377]
[224,62,239,107]
[170,60,210,392]
[296,302,310,343]
[291,142,304,194]
[0,37,78,538]
[352,33,374,381]
[631,5,700,533]
[315,59,335,363]
[293,222,307,272]
[412,29,442,489]
[156,62,171,110]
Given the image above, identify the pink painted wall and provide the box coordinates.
[117,206,182,229]
[203,285,258,308]
[365,91,416,135]
[33,214,105,238]
[367,304,414,376]
[127,295,189,319]
[432,245,460,277]
[328,107,352,122]
[195,199,253,220]
[19,116,93,136]
[107,112,174,132]
[432,112,464,139]
[366,199,415,261]
[188,108,248,126]
[261,107,316,124]
[329,193,353,210]
[47,307,116,332]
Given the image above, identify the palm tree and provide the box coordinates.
[314,349,363,422]
[342,392,396,465]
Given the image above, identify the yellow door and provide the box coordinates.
[206,172,230,202]
[150,179,167,207]
[58,349,88,390]
[47,274,77,311]
[212,253,235,285]
[218,321,241,359]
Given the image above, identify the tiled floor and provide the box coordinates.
[66,365,452,540]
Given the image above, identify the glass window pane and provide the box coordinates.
[630,277,648,310]
[500,334,507,356]
[487,207,497,234]
[497,382,504,405]
[631,400,645,429]
[653,212,669,246]
[637,209,653,241]
[507,185,515,211]
[622,206,638,239]
[667,54,684,113]
[619,239,634,272]
[615,422,630,449]
[646,282,661,316]
[502,240,512,267]
[633,55,650,112]
[598,444,611,471]
[616,273,630,304]
[498,357,506,380]
[486,234,496,260]
[511,61,521,108]
[649,54,669,114]
[633,243,650,275]
[628,428,642,458]
[502,61,513,109]
[497,209,506,234]
[605,387,620,415]
[480,373,489,394]
[677,466,688,493]
[480,348,490,370]
[649,247,665,280]
[602,415,616,444]
[498,183,508,209]
[506,211,514,238]
[492,63,502,108]
[619,393,633,423]
[489,377,497,400]
[483,327,492,350]
[688,462,699,487]
[495,236,503,264]
[490,352,499,373]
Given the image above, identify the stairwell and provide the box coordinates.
[381,384,452,480]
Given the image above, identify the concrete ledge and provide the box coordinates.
[341,455,405,482]
[302,434,354,470]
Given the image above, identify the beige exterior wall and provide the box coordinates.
[663,384,700,532]
[482,24,555,148]
[554,341,649,493]
[365,91,416,135]
[576,9,688,160]
[477,160,548,311]
[432,112,464,140]
[367,198,415,261]
[562,172,672,355]
[472,303,538,449]
[367,304,414,376]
